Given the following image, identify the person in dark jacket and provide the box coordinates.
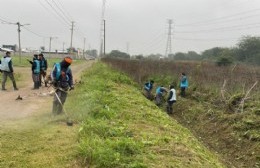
[51,57,74,115]
[31,54,40,89]
[38,53,48,87]
[144,80,154,100]
[180,73,188,97]
[0,51,18,91]
[167,85,176,114]
[155,85,167,106]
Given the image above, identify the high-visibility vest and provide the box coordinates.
[33,60,40,74]
[0,57,11,72]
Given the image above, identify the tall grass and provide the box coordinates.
[102,58,260,106]
[66,62,224,168]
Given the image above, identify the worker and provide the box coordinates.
[167,85,176,114]
[31,54,40,89]
[51,57,74,115]
[38,53,48,87]
[155,85,167,106]
[144,80,154,100]
[0,51,18,91]
[180,73,188,97]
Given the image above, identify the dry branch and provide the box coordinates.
[236,81,258,113]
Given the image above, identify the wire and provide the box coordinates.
[38,0,70,28]
[55,0,73,21]
[44,0,71,25]
[0,16,15,25]
[51,0,72,23]
[176,8,260,27]
[23,26,48,38]
[175,22,260,34]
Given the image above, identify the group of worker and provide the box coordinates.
[144,73,188,114]
[27,53,48,89]
[0,51,74,115]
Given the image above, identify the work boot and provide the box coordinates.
[14,88,19,91]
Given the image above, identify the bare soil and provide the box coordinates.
[0,61,93,122]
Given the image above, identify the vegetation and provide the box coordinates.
[0,110,80,168]
[66,62,224,167]
[102,58,260,167]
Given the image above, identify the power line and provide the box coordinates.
[50,0,72,23]
[38,0,70,27]
[41,0,71,26]
[23,26,47,38]
[175,21,260,34]
[176,8,260,27]
[55,0,74,21]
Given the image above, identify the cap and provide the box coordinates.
[64,57,73,64]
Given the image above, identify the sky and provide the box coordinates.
[1,0,260,56]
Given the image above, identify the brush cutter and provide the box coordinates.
[54,90,73,126]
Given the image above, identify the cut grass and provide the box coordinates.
[0,107,80,168]
[66,62,225,168]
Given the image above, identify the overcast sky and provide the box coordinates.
[1,0,260,55]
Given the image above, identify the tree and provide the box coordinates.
[174,52,186,60]
[201,47,226,60]
[186,51,201,60]
[107,50,130,59]
[236,36,260,64]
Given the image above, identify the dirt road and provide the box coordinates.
[0,61,93,121]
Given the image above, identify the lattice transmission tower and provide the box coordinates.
[165,19,173,58]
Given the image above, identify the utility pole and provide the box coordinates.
[126,42,129,55]
[70,21,75,53]
[165,19,173,58]
[49,37,58,54]
[99,0,106,57]
[63,42,65,53]
[16,22,30,63]
[83,37,86,58]
[103,19,106,56]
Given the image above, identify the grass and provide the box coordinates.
[0,111,80,168]
[66,62,225,168]
[101,58,260,167]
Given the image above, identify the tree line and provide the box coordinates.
[106,36,260,66]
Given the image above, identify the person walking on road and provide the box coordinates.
[167,85,176,114]
[180,73,188,97]
[51,57,74,115]
[0,51,18,91]
[38,53,48,87]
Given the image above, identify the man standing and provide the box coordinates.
[0,51,18,91]
[167,85,176,114]
[31,55,40,89]
[180,73,188,97]
[38,53,48,87]
[51,57,74,115]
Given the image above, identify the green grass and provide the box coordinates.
[0,112,80,168]
[66,62,225,168]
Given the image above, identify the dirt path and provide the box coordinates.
[0,60,93,122]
